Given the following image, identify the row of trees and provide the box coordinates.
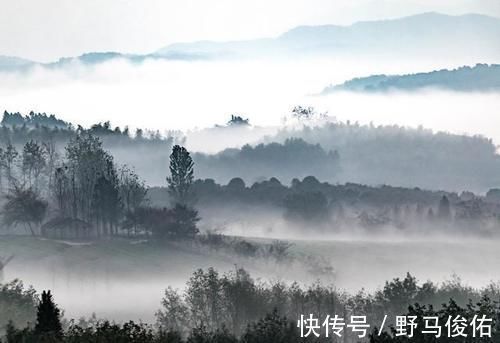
[155,268,500,341]
[3,269,500,342]
[149,175,500,233]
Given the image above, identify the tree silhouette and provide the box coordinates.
[3,143,19,187]
[35,290,63,340]
[3,186,47,236]
[22,140,46,191]
[438,195,451,220]
[227,115,249,126]
[167,145,194,205]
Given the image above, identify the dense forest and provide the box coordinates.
[270,116,500,192]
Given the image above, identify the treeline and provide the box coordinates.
[4,110,500,192]
[0,111,175,146]
[2,126,499,237]
[3,269,500,342]
[192,138,340,184]
[0,111,176,187]
[149,176,500,234]
[155,268,500,338]
[322,63,500,93]
[1,111,70,129]
[270,120,500,192]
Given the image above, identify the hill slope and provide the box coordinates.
[321,64,500,93]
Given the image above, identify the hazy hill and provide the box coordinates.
[321,64,500,93]
[1,12,499,71]
[0,56,34,71]
[156,13,500,60]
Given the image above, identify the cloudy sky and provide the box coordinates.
[1,0,499,62]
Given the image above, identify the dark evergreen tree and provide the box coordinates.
[34,290,63,340]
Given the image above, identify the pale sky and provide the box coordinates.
[1,0,499,62]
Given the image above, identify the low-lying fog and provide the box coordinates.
[1,57,500,153]
[2,235,500,323]
[2,56,500,324]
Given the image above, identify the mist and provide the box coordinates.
[1,57,500,153]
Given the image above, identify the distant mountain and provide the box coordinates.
[0,51,208,72]
[1,12,499,72]
[0,56,34,71]
[321,64,500,93]
[156,12,500,60]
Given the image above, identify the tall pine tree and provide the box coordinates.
[35,290,63,340]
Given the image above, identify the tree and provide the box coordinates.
[227,115,249,126]
[156,287,190,335]
[438,195,451,220]
[3,186,48,236]
[52,166,70,218]
[169,204,200,239]
[0,147,5,192]
[291,105,316,120]
[34,290,63,340]
[241,310,299,343]
[186,268,225,332]
[64,133,118,231]
[22,140,46,191]
[119,166,147,236]
[0,280,37,332]
[283,191,329,222]
[144,205,199,240]
[88,155,122,236]
[42,139,59,194]
[3,143,19,187]
[167,145,194,205]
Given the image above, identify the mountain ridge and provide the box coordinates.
[320,63,500,93]
[1,12,499,71]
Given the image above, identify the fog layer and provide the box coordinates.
[1,57,500,153]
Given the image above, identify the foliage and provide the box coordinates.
[130,205,200,239]
[193,138,339,184]
[2,186,48,236]
[4,271,500,342]
[21,140,46,190]
[167,145,195,205]
[35,291,63,340]
[226,115,249,127]
[0,280,37,335]
[325,63,500,93]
